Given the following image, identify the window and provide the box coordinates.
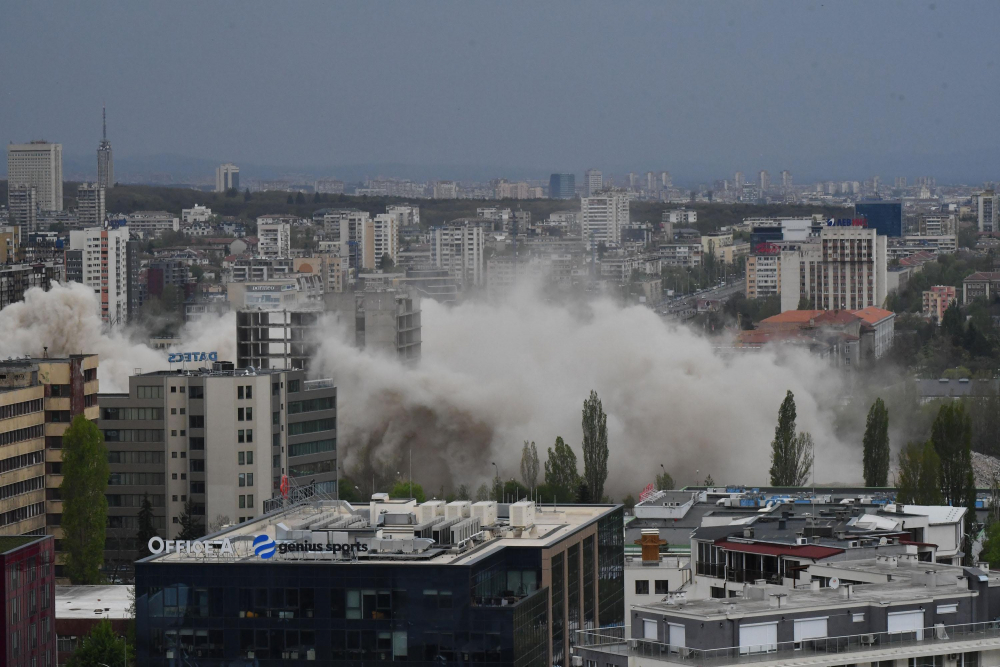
[171,386,177,393]
[179,408,186,415]
[189,415,204,428]
[190,460,204,472]
[189,386,204,399]
[273,412,280,425]
[246,429,253,443]
[239,495,246,509]
[287,418,335,436]
[937,603,958,614]
[179,386,185,394]
[288,380,300,393]
[246,385,253,399]
[635,580,649,595]
[238,408,244,421]
[246,407,253,420]
[171,430,177,436]
[288,438,336,458]
[247,494,253,508]
[172,452,177,459]
[247,451,253,465]
[853,613,865,622]
[171,408,177,415]
[239,473,246,487]
[287,396,335,414]
[137,386,164,399]
[655,580,669,595]
[190,437,205,450]
[238,452,245,465]
[247,473,254,486]
[238,386,244,400]
[238,430,245,444]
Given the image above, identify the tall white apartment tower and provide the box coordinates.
[97,106,114,189]
[977,190,997,233]
[431,224,486,287]
[215,163,240,192]
[69,223,131,325]
[585,169,603,197]
[581,192,629,249]
[373,213,400,267]
[7,141,63,211]
[76,183,106,228]
[817,226,888,311]
[257,222,291,259]
[758,170,771,192]
[780,170,792,191]
[7,185,37,232]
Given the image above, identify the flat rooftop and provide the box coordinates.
[634,559,991,621]
[145,499,618,567]
[0,535,47,554]
[56,585,133,619]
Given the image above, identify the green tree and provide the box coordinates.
[135,494,158,560]
[931,402,973,506]
[243,188,252,201]
[295,191,306,204]
[177,499,204,541]
[980,522,1000,568]
[769,391,814,486]
[623,493,636,512]
[379,253,395,271]
[862,398,890,487]
[286,194,294,204]
[455,484,470,501]
[60,414,109,584]
[67,618,133,667]
[941,301,963,343]
[655,471,675,491]
[581,390,609,502]
[520,440,540,492]
[704,473,715,486]
[897,441,943,504]
[389,480,426,503]
[475,483,491,501]
[544,437,580,502]
[576,480,591,503]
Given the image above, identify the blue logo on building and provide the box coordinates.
[253,535,276,559]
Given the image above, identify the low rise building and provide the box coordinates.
[924,285,957,323]
[3,535,56,666]
[963,271,1000,304]
[127,211,179,239]
[134,497,623,666]
[181,204,212,223]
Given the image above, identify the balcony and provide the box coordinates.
[576,621,1000,666]
[694,562,782,586]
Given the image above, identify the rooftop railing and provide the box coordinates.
[576,621,1000,665]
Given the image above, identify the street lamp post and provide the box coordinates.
[492,462,499,502]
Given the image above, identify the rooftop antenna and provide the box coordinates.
[102,105,107,141]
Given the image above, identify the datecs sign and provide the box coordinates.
[168,351,218,363]
[826,218,868,228]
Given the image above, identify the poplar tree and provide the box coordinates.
[769,391,814,486]
[544,437,579,502]
[60,414,109,585]
[135,494,158,560]
[862,398,890,487]
[581,390,609,502]
[520,441,540,493]
[931,402,973,506]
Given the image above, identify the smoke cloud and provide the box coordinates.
[0,282,235,392]
[311,283,860,497]
[0,281,866,496]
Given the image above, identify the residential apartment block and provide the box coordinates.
[68,224,131,326]
[431,224,486,287]
[582,192,629,249]
[7,142,62,212]
[257,221,291,259]
[98,365,336,578]
[75,183,105,228]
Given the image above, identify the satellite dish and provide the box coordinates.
[879,537,888,546]
[829,577,840,590]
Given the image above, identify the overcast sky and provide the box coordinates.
[2,1,998,183]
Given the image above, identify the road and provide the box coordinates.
[658,279,746,320]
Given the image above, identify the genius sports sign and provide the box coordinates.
[148,535,369,560]
[167,351,219,363]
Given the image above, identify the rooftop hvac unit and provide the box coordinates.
[445,501,471,521]
[796,537,808,545]
[510,501,536,528]
[416,500,446,524]
[450,517,482,545]
[471,501,498,526]
[431,518,460,546]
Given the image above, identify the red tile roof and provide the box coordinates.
[760,310,823,324]
[714,539,845,560]
[850,306,895,325]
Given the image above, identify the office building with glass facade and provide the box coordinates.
[134,497,623,666]
[855,200,902,238]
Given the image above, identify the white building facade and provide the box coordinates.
[69,224,130,325]
[581,193,629,249]
[257,222,291,259]
[7,142,63,211]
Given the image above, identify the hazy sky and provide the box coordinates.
[2,1,998,183]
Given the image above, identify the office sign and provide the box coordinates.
[148,536,234,555]
[168,351,218,363]
[826,218,867,228]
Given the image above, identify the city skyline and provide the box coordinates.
[2,1,1000,184]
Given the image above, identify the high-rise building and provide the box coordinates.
[372,213,400,267]
[76,183,105,228]
[976,190,997,233]
[236,309,323,370]
[386,204,420,227]
[328,210,375,270]
[98,365,337,577]
[0,355,99,580]
[661,171,672,189]
[431,224,486,287]
[257,221,291,259]
[817,225,888,311]
[780,170,792,191]
[68,223,131,325]
[7,184,37,233]
[548,173,575,199]
[758,170,770,192]
[581,192,630,249]
[855,200,903,237]
[215,163,240,193]
[585,169,603,197]
[7,142,63,211]
[432,181,458,199]
[734,171,744,194]
[325,289,423,363]
[645,171,657,193]
[97,106,114,188]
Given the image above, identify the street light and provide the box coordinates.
[492,462,499,502]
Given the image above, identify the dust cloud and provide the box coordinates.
[310,283,860,498]
[0,281,862,497]
[0,282,235,393]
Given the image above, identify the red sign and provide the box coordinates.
[280,475,289,498]
[754,242,780,255]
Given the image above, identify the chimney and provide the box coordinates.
[778,519,787,530]
[810,580,820,592]
[743,526,754,539]
[839,584,853,599]
[637,529,666,564]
